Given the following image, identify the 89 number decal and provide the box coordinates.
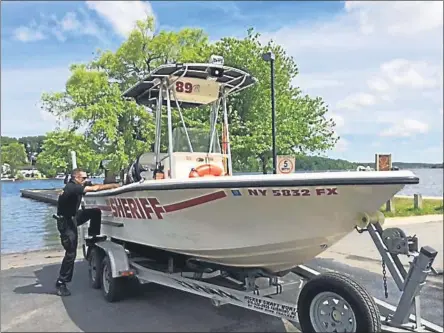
[176,81,193,93]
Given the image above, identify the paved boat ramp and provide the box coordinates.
[20,188,60,205]
[13,188,443,332]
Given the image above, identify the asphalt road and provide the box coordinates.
[1,255,442,332]
[1,218,443,332]
[1,261,292,332]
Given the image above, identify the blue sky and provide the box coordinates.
[1,1,443,163]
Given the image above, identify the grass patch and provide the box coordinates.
[380,197,443,218]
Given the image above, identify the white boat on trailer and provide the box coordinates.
[70,56,442,332]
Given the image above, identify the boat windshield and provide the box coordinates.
[172,127,221,153]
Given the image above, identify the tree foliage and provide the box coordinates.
[1,136,19,147]
[1,142,28,176]
[39,16,339,175]
[40,18,214,173]
[211,29,338,173]
[18,136,46,155]
[36,130,102,178]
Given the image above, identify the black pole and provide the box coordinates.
[271,59,277,174]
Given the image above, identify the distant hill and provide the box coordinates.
[295,155,358,171]
[355,161,443,169]
[295,156,443,171]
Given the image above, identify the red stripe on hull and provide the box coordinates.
[163,190,227,213]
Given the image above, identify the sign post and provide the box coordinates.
[376,153,395,212]
[277,155,295,174]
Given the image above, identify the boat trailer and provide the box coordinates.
[74,213,443,333]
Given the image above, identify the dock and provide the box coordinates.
[20,188,61,205]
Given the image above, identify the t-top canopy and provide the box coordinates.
[122,62,257,108]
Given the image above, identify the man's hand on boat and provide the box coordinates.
[83,182,120,192]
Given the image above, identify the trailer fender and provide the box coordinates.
[94,241,131,278]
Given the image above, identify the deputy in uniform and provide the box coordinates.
[55,168,120,296]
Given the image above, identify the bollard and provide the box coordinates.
[414,194,423,210]
[386,199,395,213]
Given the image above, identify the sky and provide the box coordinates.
[1,1,443,163]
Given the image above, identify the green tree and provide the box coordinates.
[18,135,46,154]
[40,17,213,173]
[36,130,102,177]
[1,136,19,147]
[40,18,339,175]
[211,29,338,173]
[1,142,28,176]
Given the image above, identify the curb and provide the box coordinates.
[395,195,443,200]
[385,214,443,226]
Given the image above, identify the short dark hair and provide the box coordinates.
[71,168,85,177]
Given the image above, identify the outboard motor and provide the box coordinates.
[123,152,158,185]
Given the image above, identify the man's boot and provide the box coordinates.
[56,281,71,296]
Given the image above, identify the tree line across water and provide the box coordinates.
[1,17,441,178]
[1,135,441,179]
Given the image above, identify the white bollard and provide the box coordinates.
[71,151,77,169]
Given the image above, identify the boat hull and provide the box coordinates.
[83,171,418,273]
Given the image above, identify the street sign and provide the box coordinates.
[277,155,295,174]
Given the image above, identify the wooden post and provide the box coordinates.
[414,194,423,210]
[385,198,395,213]
[376,153,394,210]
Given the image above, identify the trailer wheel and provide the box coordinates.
[88,247,104,289]
[297,272,380,333]
[101,255,126,302]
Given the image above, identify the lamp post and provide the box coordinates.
[262,51,277,174]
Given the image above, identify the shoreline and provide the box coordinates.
[2,214,442,271]
[1,247,85,271]
[395,194,443,200]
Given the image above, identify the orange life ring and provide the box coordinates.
[189,164,223,178]
[154,171,165,180]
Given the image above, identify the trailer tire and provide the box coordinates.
[88,247,104,289]
[297,272,380,333]
[101,255,126,302]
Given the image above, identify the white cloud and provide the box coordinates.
[366,77,390,92]
[344,1,443,37]
[379,119,429,138]
[330,113,345,128]
[11,1,156,43]
[378,59,441,90]
[294,73,344,90]
[13,26,46,42]
[85,1,155,38]
[333,137,349,152]
[12,11,104,43]
[1,67,72,137]
[336,93,377,111]
[259,1,443,161]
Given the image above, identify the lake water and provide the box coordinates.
[1,169,442,254]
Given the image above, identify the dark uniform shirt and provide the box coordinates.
[57,179,85,217]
